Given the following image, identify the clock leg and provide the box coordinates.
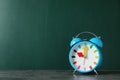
[94,69,98,75]
[73,70,76,74]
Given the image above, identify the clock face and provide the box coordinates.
[69,41,102,73]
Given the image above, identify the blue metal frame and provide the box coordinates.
[69,41,102,73]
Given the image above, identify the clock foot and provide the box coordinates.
[94,69,98,75]
[73,70,98,74]
[73,70,76,74]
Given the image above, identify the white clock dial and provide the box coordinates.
[69,41,100,72]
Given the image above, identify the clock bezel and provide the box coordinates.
[69,41,102,73]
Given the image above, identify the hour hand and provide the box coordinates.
[77,52,84,57]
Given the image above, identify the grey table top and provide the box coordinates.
[0,70,119,80]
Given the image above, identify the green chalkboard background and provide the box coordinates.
[0,0,119,70]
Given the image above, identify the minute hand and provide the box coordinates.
[83,45,88,58]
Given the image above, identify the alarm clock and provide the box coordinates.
[69,31,103,74]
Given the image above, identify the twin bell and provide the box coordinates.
[70,37,103,48]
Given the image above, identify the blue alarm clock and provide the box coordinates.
[69,31,103,74]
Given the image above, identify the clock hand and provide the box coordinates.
[83,45,88,65]
[83,58,85,65]
[82,45,88,58]
[77,52,84,57]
